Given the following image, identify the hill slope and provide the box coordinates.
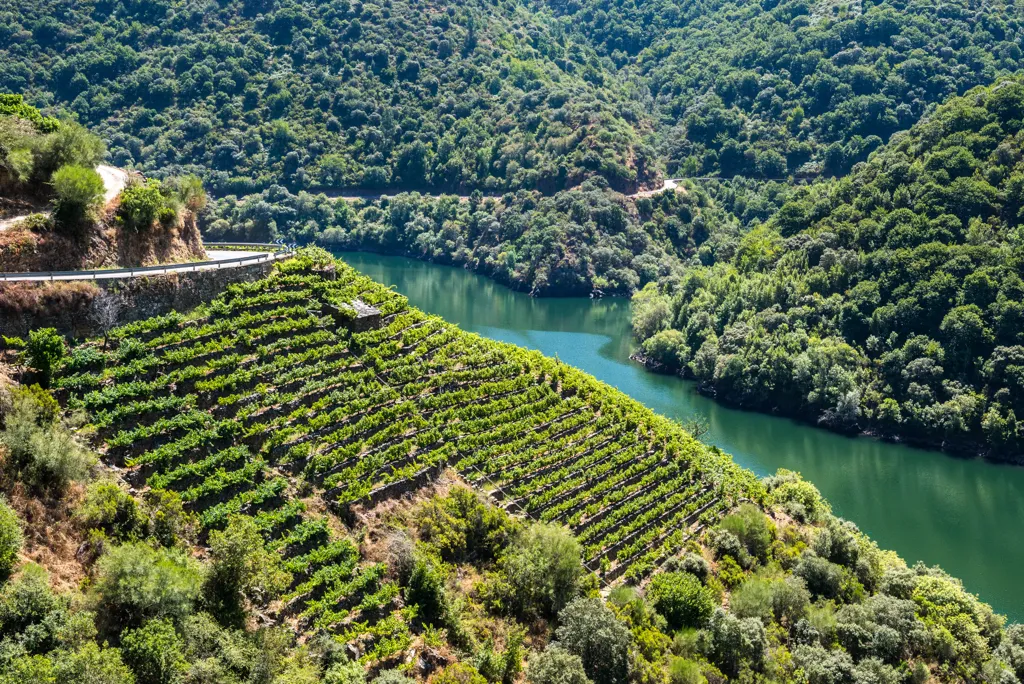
[632,76,1024,460]
[16,248,1013,683]
[0,0,656,195]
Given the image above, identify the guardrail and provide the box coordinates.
[0,244,294,282]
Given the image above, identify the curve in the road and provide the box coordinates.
[0,245,293,282]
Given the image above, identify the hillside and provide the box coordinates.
[0,95,207,272]
[0,248,1015,683]
[632,77,1024,460]
[0,0,656,196]
[546,0,1024,179]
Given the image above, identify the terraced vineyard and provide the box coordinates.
[55,251,757,652]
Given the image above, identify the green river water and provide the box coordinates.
[337,251,1024,622]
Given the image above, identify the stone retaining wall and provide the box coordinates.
[0,260,275,339]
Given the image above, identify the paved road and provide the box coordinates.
[322,178,688,203]
[0,249,290,282]
[0,164,130,232]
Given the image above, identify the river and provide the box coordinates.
[337,251,1024,622]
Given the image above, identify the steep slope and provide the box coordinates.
[544,0,1024,180]
[35,248,1019,683]
[632,76,1024,460]
[0,94,207,272]
[0,0,657,195]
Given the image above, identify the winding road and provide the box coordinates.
[0,164,129,232]
[323,178,688,203]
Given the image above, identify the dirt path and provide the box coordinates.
[0,164,129,232]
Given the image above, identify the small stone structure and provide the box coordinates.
[325,298,382,332]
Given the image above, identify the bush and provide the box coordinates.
[667,657,705,684]
[432,663,488,684]
[0,563,65,642]
[91,542,202,631]
[646,572,715,630]
[1,386,94,491]
[554,598,631,684]
[25,328,65,387]
[34,122,105,180]
[493,523,586,620]
[719,504,774,563]
[76,481,146,542]
[526,645,592,684]
[51,164,104,227]
[698,608,767,678]
[326,660,368,684]
[0,497,23,578]
[121,618,187,684]
[52,642,136,684]
[371,670,414,684]
[205,515,291,624]
[118,180,176,231]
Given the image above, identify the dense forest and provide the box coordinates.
[632,77,1024,460]
[544,0,1024,179]
[0,0,656,196]
[0,249,1020,684]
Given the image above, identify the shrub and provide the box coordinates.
[25,328,65,387]
[719,505,774,563]
[0,563,65,641]
[667,657,705,684]
[91,542,202,631]
[646,572,715,630]
[121,618,187,684]
[554,598,631,684]
[795,555,844,600]
[1,387,94,491]
[697,608,766,678]
[526,645,592,684]
[432,663,488,684]
[52,642,136,684]
[144,489,197,548]
[792,645,855,684]
[371,670,414,684]
[326,660,368,684]
[76,481,147,542]
[0,497,23,578]
[205,514,291,624]
[118,180,176,231]
[34,122,105,181]
[493,523,586,620]
[51,164,104,227]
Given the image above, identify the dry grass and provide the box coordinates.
[1,465,89,591]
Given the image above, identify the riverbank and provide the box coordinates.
[627,349,1014,465]
[337,250,1024,622]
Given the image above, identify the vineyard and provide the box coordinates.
[55,251,758,657]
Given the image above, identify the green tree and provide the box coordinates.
[24,329,65,387]
[205,515,291,625]
[91,542,202,632]
[526,645,592,684]
[121,618,188,684]
[554,598,631,684]
[494,523,586,620]
[646,572,715,630]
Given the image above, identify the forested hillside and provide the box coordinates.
[0,249,1019,684]
[0,0,656,195]
[632,77,1024,460]
[545,0,1024,179]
